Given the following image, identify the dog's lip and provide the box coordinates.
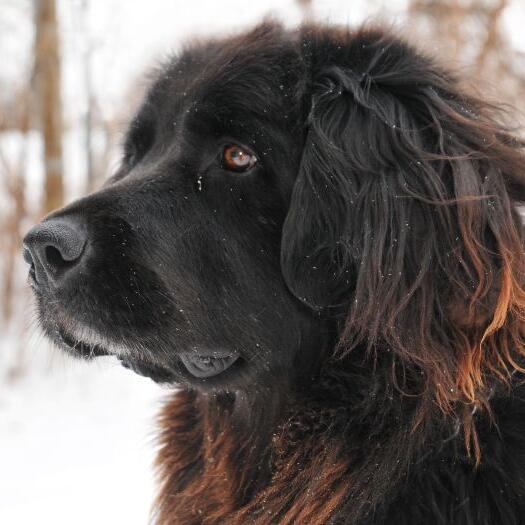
[119,357,175,382]
[55,326,110,358]
[179,350,240,378]
[56,326,176,382]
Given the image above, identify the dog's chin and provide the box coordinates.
[49,324,111,360]
[45,323,176,383]
[179,350,241,379]
[43,319,244,387]
[120,351,242,386]
[118,357,177,383]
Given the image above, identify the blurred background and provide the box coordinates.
[1,0,524,523]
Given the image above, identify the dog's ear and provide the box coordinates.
[281,27,525,417]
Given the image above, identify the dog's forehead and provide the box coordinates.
[143,26,302,126]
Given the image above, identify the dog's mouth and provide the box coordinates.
[119,357,175,383]
[55,325,109,359]
[50,316,241,382]
[179,350,240,378]
[55,325,176,382]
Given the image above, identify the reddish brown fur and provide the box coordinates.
[154,391,352,525]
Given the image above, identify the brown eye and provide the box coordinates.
[222,144,258,172]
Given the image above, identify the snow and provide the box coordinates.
[0,351,166,525]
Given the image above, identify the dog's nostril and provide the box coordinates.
[45,245,69,273]
[23,218,87,286]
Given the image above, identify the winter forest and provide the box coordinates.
[1,0,525,523]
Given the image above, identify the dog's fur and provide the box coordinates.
[27,22,525,524]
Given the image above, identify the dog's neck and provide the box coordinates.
[153,354,455,524]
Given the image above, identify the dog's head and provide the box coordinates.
[24,23,525,407]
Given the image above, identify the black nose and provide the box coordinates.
[23,218,87,287]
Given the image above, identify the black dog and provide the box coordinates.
[24,22,525,524]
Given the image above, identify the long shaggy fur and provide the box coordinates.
[153,24,525,525]
[28,21,525,525]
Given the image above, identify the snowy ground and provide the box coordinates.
[0,353,166,525]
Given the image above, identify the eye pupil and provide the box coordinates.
[222,144,257,172]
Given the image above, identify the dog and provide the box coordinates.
[23,21,525,524]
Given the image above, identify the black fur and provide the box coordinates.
[25,22,525,524]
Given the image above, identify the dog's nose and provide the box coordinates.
[23,218,87,287]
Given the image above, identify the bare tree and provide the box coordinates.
[33,0,63,214]
[0,141,27,324]
[78,0,96,191]
[408,0,525,120]
[0,130,29,381]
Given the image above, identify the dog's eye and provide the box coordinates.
[221,144,258,172]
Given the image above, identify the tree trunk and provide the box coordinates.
[34,0,64,215]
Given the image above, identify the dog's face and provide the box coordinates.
[23,24,320,391]
[24,22,525,405]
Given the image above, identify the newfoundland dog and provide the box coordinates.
[23,22,525,525]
